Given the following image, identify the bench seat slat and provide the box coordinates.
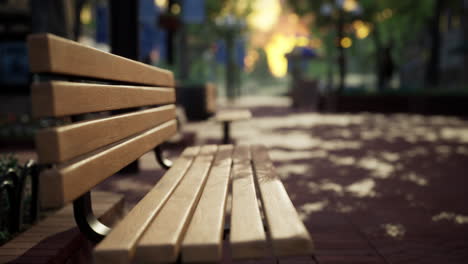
[181,145,234,263]
[230,145,267,259]
[93,147,200,264]
[27,34,174,87]
[32,81,175,118]
[251,145,314,257]
[215,110,252,122]
[135,145,217,263]
[36,105,176,164]
[40,120,177,208]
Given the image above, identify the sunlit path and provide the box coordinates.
[185,96,468,263]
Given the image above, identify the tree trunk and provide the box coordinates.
[372,27,384,91]
[225,33,236,100]
[337,9,346,93]
[463,0,468,83]
[425,0,443,88]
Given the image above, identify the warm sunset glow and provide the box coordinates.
[264,33,296,77]
[296,36,309,47]
[154,0,168,9]
[245,1,313,78]
[247,0,281,32]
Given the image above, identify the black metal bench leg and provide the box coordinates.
[223,222,230,240]
[154,146,173,170]
[73,192,111,243]
[222,121,231,144]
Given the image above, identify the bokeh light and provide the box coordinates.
[171,3,181,15]
[154,0,168,9]
[340,37,352,48]
[80,5,92,25]
[343,0,359,12]
[353,20,371,39]
[247,0,281,32]
[265,33,296,77]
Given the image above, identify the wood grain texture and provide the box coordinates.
[215,110,252,122]
[135,145,218,263]
[181,145,234,263]
[27,33,174,87]
[230,145,267,260]
[36,105,176,164]
[93,147,200,264]
[205,83,217,114]
[39,120,177,209]
[31,81,175,118]
[251,145,314,257]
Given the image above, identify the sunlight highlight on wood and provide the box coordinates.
[94,147,200,264]
[181,145,233,263]
[28,34,174,87]
[135,146,217,263]
[39,120,177,208]
[230,145,267,259]
[36,105,176,163]
[31,81,175,118]
[251,145,314,257]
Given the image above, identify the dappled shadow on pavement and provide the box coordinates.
[93,96,468,263]
[191,97,468,263]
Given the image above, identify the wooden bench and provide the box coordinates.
[27,33,314,263]
[215,109,252,144]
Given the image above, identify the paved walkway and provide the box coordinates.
[5,96,468,263]
[180,96,468,263]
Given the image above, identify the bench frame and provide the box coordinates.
[72,146,172,242]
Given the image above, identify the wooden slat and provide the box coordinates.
[39,120,177,209]
[31,81,175,118]
[27,34,174,87]
[251,145,314,257]
[215,110,252,122]
[93,147,200,264]
[181,145,234,263]
[135,145,217,263]
[205,83,217,114]
[230,145,267,259]
[36,105,176,163]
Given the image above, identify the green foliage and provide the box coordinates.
[0,154,20,245]
[0,189,12,245]
[0,154,21,177]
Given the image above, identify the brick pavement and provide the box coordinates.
[183,96,468,263]
[3,96,468,263]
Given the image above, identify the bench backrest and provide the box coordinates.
[27,33,177,208]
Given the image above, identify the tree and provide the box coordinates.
[287,0,364,93]
[288,0,444,91]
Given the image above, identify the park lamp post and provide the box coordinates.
[215,15,245,100]
[320,0,362,92]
